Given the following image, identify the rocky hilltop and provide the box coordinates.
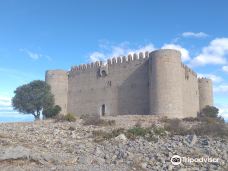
[0,115,227,171]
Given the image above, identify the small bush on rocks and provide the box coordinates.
[200,105,219,118]
[127,127,149,137]
[55,113,76,122]
[193,120,228,138]
[83,115,115,126]
[92,128,125,142]
[164,117,228,137]
[153,127,166,136]
[64,113,76,122]
[43,105,61,118]
[182,117,199,122]
[160,116,169,123]
[164,118,189,135]
[93,126,167,142]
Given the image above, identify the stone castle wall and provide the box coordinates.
[67,52,150,116]
[198,78,213,111]
[45,70,68,114]
[149,50,183,118]
[181,64,200,117]
[45,49,213,118]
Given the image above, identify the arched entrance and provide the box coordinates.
[101,104,105,116]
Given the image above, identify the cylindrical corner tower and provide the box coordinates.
[45,70,68,115]
[198,78,213,111]
[149,49,183,118]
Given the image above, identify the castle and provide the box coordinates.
[45,49,213,118]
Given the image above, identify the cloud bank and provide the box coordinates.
[89,42,155,62]
[20,48,52,61]
[182,32,208,38]
[190,38,228,67]
[161,44,190,61]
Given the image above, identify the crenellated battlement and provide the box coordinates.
[198,77,212,82]
[181,63,197,77]
[70,51,150,72]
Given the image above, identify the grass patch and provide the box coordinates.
[164,117,228,138]
[92,126,167,142]
[92,128,124,142]
[82,115,115,126]
[127,127,149,137]
[55,113,76,122]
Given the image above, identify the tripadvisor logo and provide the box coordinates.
[170,155,219,165]
[171,155,181,165]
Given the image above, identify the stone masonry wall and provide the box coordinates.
[67,52,150,116]
[45,70,68,115]
[46,49,214,118]
[181,64,199,117]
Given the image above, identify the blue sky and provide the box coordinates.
[0,0,228,122]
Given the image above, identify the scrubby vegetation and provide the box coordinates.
[93,126,167,142]
[55,113,76,122]
[43,105,61,118]
[92,106,227,142]
[82,115,115,126]
[200,105,219,118]
[161,105,227,137]
[164,116,228,138]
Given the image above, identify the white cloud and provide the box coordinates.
[222,66,228,73]
[0,95,11,107]
[198,74,223,83]
[190,38,228,67]
[89,42,156,62]
[214,84,228,94]
[0,95,13,115]
[20,48,52,61]
[128,44,156,55]
[217,104,228,121]
[0,106,13,111]
[182,32,208,38]
[89,52,106,62]
[20,48,42,60]
[162,44,190,61]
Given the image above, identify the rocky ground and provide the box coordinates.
[0,115,227,171]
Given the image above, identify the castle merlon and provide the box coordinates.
[70,51,150,72]
[198,77,213,82]
[181,63,197,77]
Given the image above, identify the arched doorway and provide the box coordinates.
[101,104,105,116]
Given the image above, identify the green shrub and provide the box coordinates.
[64,113,76,122]
[200,105,219,118]
[153,127,166,136]
[43,105,61,118]
[55,113,76,122]
[92,126,168,142]
[127,127,149,137]
[126,126,167,141]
